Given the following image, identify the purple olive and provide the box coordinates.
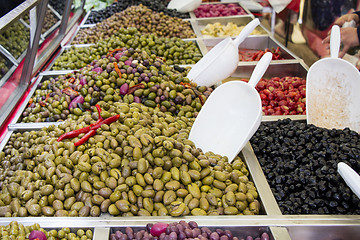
[120,83,129,95]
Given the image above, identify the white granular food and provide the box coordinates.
[308,74,351,129]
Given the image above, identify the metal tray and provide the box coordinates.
[189,1,254,19]
[192,16,269,38]
[220,61,308,121]
[110,225,275,240]
[45,44,94,71]
[0,125,274,217]
[48,38,203,71]
[201,35,299,62]
[69,19,197,45]
[0,216,359,240]
[40,4,61,40]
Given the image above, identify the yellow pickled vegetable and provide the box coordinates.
[201,22,266,37]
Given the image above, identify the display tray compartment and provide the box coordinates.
[48,38,203,71]
[192,16,268,38]
[45,44,94,71]
[189,1,253,19]
[69,19,198,45]
[110,225,274,240]
[220,62,308,121]
[200,35,299,62]
[249,118,360,217]
[0,124,276,217]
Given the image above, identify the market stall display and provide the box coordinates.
[1,0,359,239]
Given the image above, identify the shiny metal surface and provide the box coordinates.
[242,142,282,215]
[193,16,270,38]
[189,1,254,19]
[0,0,40,35]
[228,61,308,79]
[201,35,299,62]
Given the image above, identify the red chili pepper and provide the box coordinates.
[62,87,79,97]
[68,77,76,83]
[113,62,122,78]
[251,51,260,61]
[74,129,97,147]
[39,101,46,107]
[89,114,120,132]
[57,104,104,142]
[45,93,50,102]
[198,95,205,105]
[95,104,103,120]
[255,51,264,61]
[107,48,123,57]
[57,126,91,142]
[128,83,145,95]
[179,82,192,89]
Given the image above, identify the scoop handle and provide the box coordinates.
[233,18,260,47]
[330,25,340,58]
[248,52,272,88]
[338,162,360,199]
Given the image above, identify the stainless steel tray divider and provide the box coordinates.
[200,35,300,63]
[242,142,282,215]
[8,122,62,131]
[10,75,44,124]
[40,4,62,39]
[262,115,306,122]
[79,10,92,26]
[40,69,75,76]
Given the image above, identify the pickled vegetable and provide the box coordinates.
[201,22,267,38]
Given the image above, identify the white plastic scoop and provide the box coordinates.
[167,0,202,13]
[189,52,272,162]
[187,18,260,87]
[338,162,360,199]
[306,25,360,133]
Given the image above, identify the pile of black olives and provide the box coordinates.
[250,119,360,214]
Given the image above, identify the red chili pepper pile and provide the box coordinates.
[241,76,306,115]
[57,104,120,146]
[238,47,285,61]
